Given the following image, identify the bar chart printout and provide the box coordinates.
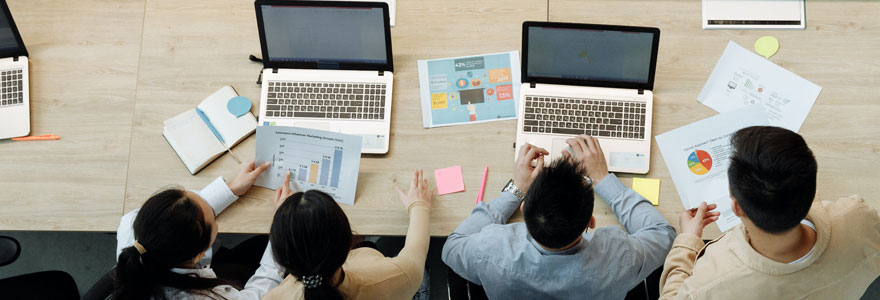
[254,126,363,205]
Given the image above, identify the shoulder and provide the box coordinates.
[163,285,243,300]
[823,195,879,222]
[263,275,304,300]
[683,230,749,291]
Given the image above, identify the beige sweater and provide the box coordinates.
[659,196,880,300]
[263,201,430,300]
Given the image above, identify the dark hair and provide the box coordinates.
[728,126,817,234]
[113,188,228,300]
[270,190,353,300]
[523,158,595,249]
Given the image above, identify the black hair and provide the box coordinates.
[270,190,353,300]
[523,158,595,249]
[728,126,817,234]
[112,188,228,300]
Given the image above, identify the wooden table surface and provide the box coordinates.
[2,0,877,238]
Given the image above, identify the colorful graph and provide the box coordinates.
[687,150,713,175]
[278,143,345,189]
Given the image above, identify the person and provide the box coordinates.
[442,136,676,299]
[113,161,284,300]
[263,169,432,300]
[659,126,880,299]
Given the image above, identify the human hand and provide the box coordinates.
[679,202,721,237]
[396,169,433,211]
[227,160,272,196]
[514,143,549,192]
[562,135,608,186]
[273,171,302,211]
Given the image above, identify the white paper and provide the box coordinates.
[655,105,770,232]
[702,0,805,30]
[254,126,363,205]
[196,86,257,148]
[323,0,396,26]
[698,41,821,132]
[163,109,226,174]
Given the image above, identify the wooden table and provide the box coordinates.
[3,0,878,238]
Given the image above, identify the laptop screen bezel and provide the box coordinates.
[255,0,393,72]
[0,0,28,58]
[521,21,660,91]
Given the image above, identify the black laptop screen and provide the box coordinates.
[260,5,388,65]
[526,26,655,85]
[0,8,20,53]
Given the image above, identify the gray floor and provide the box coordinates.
[0,231,877,299]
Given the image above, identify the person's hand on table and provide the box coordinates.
[396,169,433,212]
[273,171,302,211]
[680,201,721,237]
[562,135,609,186]
[227,160,272,196]
[514,143,549,193]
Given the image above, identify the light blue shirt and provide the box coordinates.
[442,174,676,300]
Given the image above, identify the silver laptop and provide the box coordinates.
[0,0,29,140]
[515,22,660,174]
[255,1,394,154]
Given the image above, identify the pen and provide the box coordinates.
[12,134,60,141]
[195,107,241,163]
[476,165,488,204]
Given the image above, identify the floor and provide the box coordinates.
[0,231,877,299]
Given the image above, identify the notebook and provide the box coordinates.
[163,86,257,174]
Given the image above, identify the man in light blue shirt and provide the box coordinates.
[442,135,676,299]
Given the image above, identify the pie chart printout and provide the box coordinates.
[687,150,713,175]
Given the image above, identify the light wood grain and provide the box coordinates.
[549,0,880,238]
[0,0,144,231]
[124,0,548,235]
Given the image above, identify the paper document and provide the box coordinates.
[656,105,770,232]
[702,0,805,30]
[254,126,363,205]
[698,41,821,132]
[418,51,521,128]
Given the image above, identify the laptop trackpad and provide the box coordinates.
[550,138,570,161]
[297,122,330,131]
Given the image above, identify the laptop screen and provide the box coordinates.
[524,24,659,90]
[0,1,26,58]
[259,4,388,66]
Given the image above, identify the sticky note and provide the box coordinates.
[227,96,252,117]
[754,36,779,59]
[488,68,511,83]
[431,93,448,109]
[633,178,660,206]
[435,165,465,195]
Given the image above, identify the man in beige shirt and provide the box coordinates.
[659,126,880,300]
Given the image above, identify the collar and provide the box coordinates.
[170,266,218,279]
[729,201,831,275]
[528,233,589,255]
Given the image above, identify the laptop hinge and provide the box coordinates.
[272,68,278,74]
[638,89,644,95]
[529,82,536,88]
[378,71,384,76]
[13,56,18,62]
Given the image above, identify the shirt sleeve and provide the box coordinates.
[236,242,285,300]
[594,174,677,279]
[195,176,239,216]
[441,191,521,284]
[386,201,431,294]
[116,209,140,261]
[658,233,704,300]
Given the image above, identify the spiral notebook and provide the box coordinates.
[163,86,257,174]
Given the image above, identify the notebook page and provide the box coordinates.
[163,109,226,172]
[196,86,257,148]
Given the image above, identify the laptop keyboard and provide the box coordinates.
[523,96,647,140]
[265,81,387,120]
[0,68,23,108]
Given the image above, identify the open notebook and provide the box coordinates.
[163,86,257,174]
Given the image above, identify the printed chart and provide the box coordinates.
[254,126,363,205]
[687,150,713,175]
[418,51,521,128]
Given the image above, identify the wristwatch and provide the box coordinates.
[502,179,525,201]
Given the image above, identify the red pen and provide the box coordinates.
[12,134,60,141]
[476,166,488,204]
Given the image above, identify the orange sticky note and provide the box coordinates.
[435,165,465,195]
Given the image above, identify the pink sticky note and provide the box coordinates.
[435,165,465,195]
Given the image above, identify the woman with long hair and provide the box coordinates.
[113,161,283,300]
[264,169,433,300]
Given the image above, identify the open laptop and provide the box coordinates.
[0,0,29,140]
[255,0,394,154]
[515,22,660,174]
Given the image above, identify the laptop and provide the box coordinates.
[255,0,394,154]
[516,22,660,174]
[0,0,29,140]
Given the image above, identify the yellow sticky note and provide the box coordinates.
[754,36,779,59]
[633,178,660,206]
[431,93,448,109]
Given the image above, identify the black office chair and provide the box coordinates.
[0,235,80,300]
